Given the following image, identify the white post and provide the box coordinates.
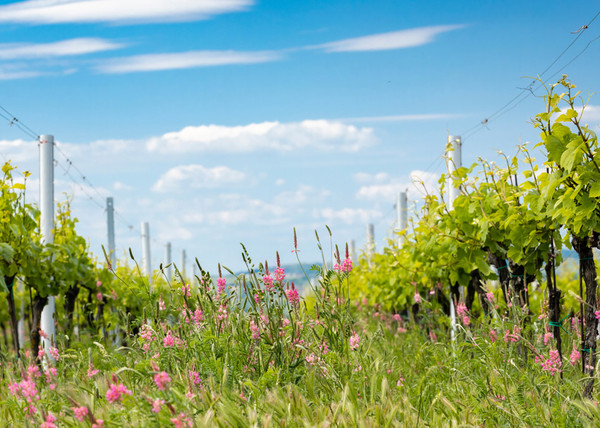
[350,240,356,262]
[165,242,172,283]
[39,135,55,356]
[141,222,151,279]
[446,135,462,342]
[366,223,375,259]
[17,278,25,349]
[181,249,187,278]
[447,135,462,207]
[396,191,408,247]
[106,197,116,268]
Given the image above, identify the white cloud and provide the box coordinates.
[147,120,376,154]
[273,185,330,205]
[0,68,43,80]
[317,25,465,52]
[356,170,440,201]
[0,38,124,60]
[558,105,600,123]
[152,165,246,193]
[0,0,252,25]
[319,207,382,224]
[113,181,133,191]
[0,139,38,162]
[97,50,280,74]
[275,178,285,186]
[337,113,463,123]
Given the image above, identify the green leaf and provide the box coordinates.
[0,243,14,263]
[590,182,600,198]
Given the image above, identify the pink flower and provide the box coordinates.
[462,316,470,326]
[217,277,226,295]
[48,346,59,361]
[456,303,467,317]
[263,274,274,291]
[570,348,581,365]
[96,280,102,287]
[349,332,360,350]
[87,363,99,378]
[92,420,104,428]
[486,292,495,303]
[193,309,203,326]
[39,329,48,339]
[72,406,88,422]
[393,314,401,322]
[250,320,260,340]
[106,382,132,403]
[397,377,404,387]
[152,398,165,413]
[595,310,600,322]
[163,332,176,348]
[274,267,285,282]
[544,332,553,346]
[96,292,103,301]
[489,329,497,342]
[181,284,191,298]
[540,349,562,375]
[40,413,56,428]
[188,370,202,387]
[286,286,300,306]
[342,258,353,272]
[158,298,166,311]
[154,371,171,391]
[413,292,422,304]
[170,413,193,428]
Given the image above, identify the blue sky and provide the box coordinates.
[1,0,600,274]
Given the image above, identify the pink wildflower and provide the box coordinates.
[489,329,497,342]
[105,382,132,403]
[274,267,285,282]
[193,309,203,326]
[87,363,99,378]
[544,332,553,346]
[250,320,260,340]
[163,332,176,348]
[217,304,228,321]
[540,349,562,375]
[397,377,405,387]
[96,280,102,287]
[39,329,48,339]
[96,292,103,301]
[595,310,600,322]
[456,303,467,318]
[152,398,165,413]
[341,258,353,272]
[72,406,88,422]
[263,274,274,290]
[158,298,166,311]
[92,420,104,428]
[48,346,59,361]
[188,370,202,387]
[462,316,470,326]
[570,348,581,365]
[170,413,193,428]
[40,413,56,428]
[286,285,300,306]
[393,314,401,322]
[154,371,171,391]
[486,291,495,303]
[349,332,360,350]
[414,292,422,304]
[181,284,191,298]
[217,277,226,295]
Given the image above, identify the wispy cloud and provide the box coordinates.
[0,38,124,60]
[316,25,465,52]
[152,165,246,193]
[146,120,376,154]
[97,50,280,73]
[0,0,253,25]
[355,170,440,201]
[0,68,42,80]
[336,113,463,123]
